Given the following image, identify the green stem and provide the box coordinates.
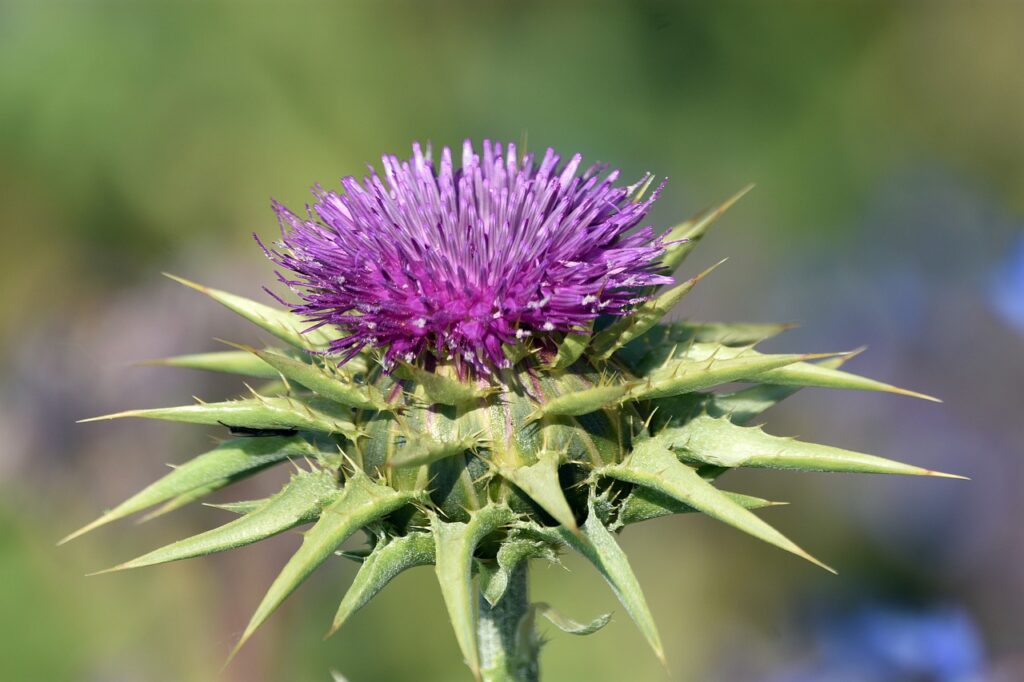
[477,562,539,682]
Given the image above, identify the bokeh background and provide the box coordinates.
[2,2,1022,681]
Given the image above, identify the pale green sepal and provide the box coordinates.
[751,360,940,402]
[533,602,611,636]
[244,346,390,411]
[478,538,557,607]
[397,363,496,406]
[164,274,342,350]
[548,324,592,370]
[657,184,753,275]
[499,450,577,532]
[432,504,516,680]
[647,355,857,431]
[617,486,782,527]
[327,532,436,637]
[60,437,315,544]
[601,441,833,572]
[626,352,831,402]
[591,259,724,360]
[617,322,795,375]
[138,482,224,523]
[529,382,636,419]
[662,414,962,477]
[93,469,340,573]
[141,351,280,379]
[554,504,666,665]
[389,432,480,469]
[230,472,416,658]
[206,498,266,515]
[81,395,361,440]
[675,344,939,402]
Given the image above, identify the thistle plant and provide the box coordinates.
[67,141,958,682]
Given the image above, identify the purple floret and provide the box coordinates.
[262,140,672,373]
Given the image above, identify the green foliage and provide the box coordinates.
[71,192,956,679]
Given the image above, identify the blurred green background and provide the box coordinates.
[2,1,1022,680]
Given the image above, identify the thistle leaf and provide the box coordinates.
[141,350,280,379]
[657,185,754,275]
[206,498,266,515]
[617,486,783,527]
[660,414,963,477]
[398,363,496,406]
[94,469,340,573]
[328,532,436,637]
[533,602,611,636]
[478,538,557,607]
[138,482,226,523]
[602,441,832,572]
[616,322,794,374]
[60,437,315,544]
[555,504,665,665]
[648,355,856,431]
[626,352,827,402]
[232,472,415,657]
[500,450,578,532]
[667,343,939,402]
[548,324,592,370]
[591,259,724,360]
[244,346,390,411]
[164,274,341,349]
[432,505,516,679]
[389,432,479,469]
[529,382,636,419]
[81,395,361,440]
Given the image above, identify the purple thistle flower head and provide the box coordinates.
[261,140,673,373]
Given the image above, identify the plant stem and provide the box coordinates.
[477,562,539,682]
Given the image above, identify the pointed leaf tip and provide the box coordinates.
[231,474,414,659]
[604,442,833,573]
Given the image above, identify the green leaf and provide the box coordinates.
[206,498,266,516]
[658,414,964,478]
[244,346,390,411]
[141,350,281,378]
[60,437,316,544]
[164,274,342,350]
[647,355,857,432]
[398,363,496,406]
[328,532,436,637]
[617,486,783,527]
[616,321,794,374]
[432,505,516,679]
[499,450,578,531]
[389,432,479,469]
[554,504,665,665]
[591,259,724,360]
[533,603,611,636]
[231,472,415,658]
[656,185,753,275]
[548,324,592,370]
[602,441,832,572]
[81,395,361,440]
[669,343,939,402]
[478,538,557,607]
[625,352,827,402]
[528,381,636,419]
[93,469,340,573]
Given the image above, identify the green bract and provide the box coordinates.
[69,191,957,681]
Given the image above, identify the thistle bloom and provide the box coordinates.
[262,140,672,372]
[74,140,954,682]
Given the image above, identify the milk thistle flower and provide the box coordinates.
[70,141,960,682]
[261,141,671,373]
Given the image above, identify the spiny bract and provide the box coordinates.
[69,142,956,681]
